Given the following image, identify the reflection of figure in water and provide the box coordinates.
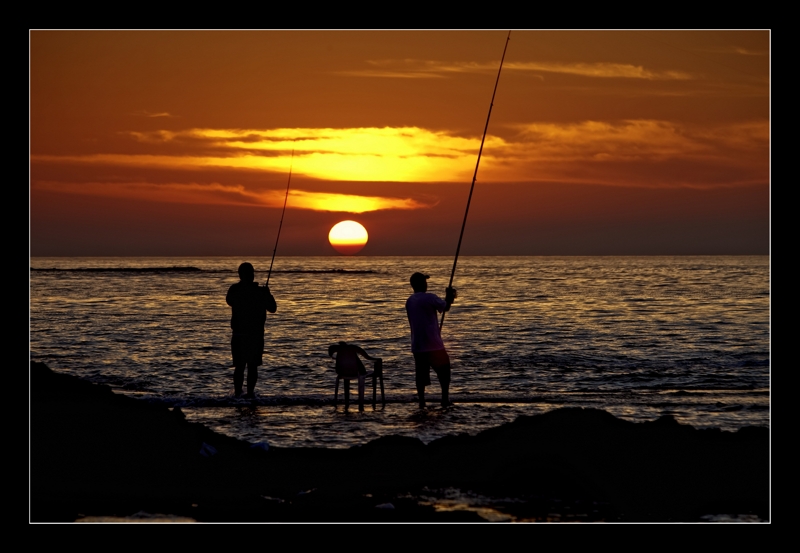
[226,262,277,398]
[405,272,457,408]
[328,341,381,410]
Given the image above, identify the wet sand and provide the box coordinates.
[30,362,769,523]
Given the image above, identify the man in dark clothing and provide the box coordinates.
[226,262,277,398]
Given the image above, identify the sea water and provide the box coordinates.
[29,256,770,448]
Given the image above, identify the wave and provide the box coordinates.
[31,267,204,273]
[30,267,381,274]
[127,389,764,410]
[136,394,580,409]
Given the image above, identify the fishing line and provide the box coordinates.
[266,147,295,286]
[440,31,511,330]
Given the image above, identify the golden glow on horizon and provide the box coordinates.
[31,181,434,212]
[32,127,493,183]
[328,220,368,255]
[289,190,427,212]
[182,126,486,182]
[30,120,767,188]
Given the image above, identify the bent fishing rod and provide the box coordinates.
[440,31,511,330]
[265,148,295,287]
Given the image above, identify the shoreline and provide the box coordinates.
[30,362,769,523]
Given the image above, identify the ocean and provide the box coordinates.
[29,256,770,449]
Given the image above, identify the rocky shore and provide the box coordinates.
[30,362,769,523]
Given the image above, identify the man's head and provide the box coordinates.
[410,272,429,293]
[238,262,255,283]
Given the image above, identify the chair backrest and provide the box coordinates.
[331,343,366,378]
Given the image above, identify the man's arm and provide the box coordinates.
[264,284,277,314]
[444,286,458,312]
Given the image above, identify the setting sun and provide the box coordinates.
[328,221,368,255]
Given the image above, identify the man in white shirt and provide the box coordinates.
[405,272,457,408]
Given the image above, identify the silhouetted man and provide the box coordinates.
[226,262,277,398]
[405,272,457,408]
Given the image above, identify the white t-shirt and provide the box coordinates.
[405,292,447,353]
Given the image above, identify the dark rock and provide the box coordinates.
[29,362,770,522]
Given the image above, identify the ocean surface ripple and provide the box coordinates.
[30,256,770,448]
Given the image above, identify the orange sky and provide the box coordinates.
[29,30,770,255]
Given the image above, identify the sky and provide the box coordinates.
[29,30,770,256]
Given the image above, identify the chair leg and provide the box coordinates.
[334,376,339,405]
[372,375,377,408]
[344,380,350,408]
[380,375,386,405]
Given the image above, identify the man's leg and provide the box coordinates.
[232,335,244,396]
[432,349,452,407]
[413,352,431,409]
[440,382,450,407]
[416,385,426,409]
[244,334,263,398]
[233,365,245,397]
[245,363,258,397]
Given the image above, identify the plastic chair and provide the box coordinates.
[334,358,385,410]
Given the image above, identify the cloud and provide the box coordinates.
[337,59,692,80]
[128,130,179,142]
[34,127,486,183]
[131,110,176,118]
[505,61,692,80]
[505,119,768,162]
[484,119,769,187]
[287,190,432,212]
[31,120,768,189]
[698,45,769,57]
[30,180,435,212]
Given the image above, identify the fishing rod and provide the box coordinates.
[440,31,511,330]
[265,148,295,287]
